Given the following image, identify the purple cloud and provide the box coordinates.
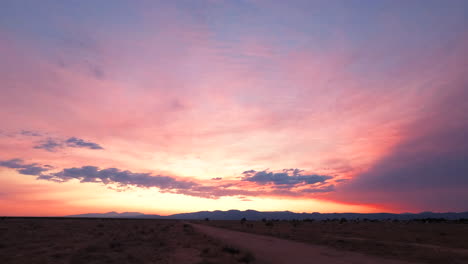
[20,130,41,137]
[0,159,335,199]
[0,159,49,175]
[33,137,103,152]
[33,138,62,152]
[65,137,103,150]
[47,166,195,190]
[242,169,333,186]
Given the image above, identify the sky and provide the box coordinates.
[1,0,467,216]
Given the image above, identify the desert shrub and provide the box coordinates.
[109,241,122,251]
[183,224,195,234]
[84,245,99,253]
[126,253,143,263]
[291,219,300,227]
[240,218,247,226]
[183,242,192,248]
[202,247,210,254]
[238,252,255,263]
[51,252,65,259]
[222,246,240,254]
[29,223,42,230]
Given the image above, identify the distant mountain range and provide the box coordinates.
[67,210,468,220]
[68,211,145,218]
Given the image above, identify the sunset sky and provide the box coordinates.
[1,0,468,216]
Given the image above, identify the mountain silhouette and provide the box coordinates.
[67,210,468,220]
[68,211,145,218]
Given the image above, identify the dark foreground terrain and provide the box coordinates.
[0,218,255,264]
[2,217,468,264]
[201,219,468,264]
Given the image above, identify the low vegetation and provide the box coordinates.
[0,218,256,264]
[200,218,468,264]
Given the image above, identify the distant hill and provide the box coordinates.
[68,211,146,218]
[67,210,468,220]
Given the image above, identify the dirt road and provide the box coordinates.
[191,223,415,264]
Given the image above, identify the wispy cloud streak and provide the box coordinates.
[33,137,103,152]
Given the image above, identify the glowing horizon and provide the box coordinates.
[1,0,468,216]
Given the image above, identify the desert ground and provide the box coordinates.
[1,217,468,264]
[191,223,410,264]
[199,219,468,264]
[0,218,255,264]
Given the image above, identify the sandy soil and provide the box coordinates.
[191,223,413,264]
[0,218,255,264]
[202,220,468,263]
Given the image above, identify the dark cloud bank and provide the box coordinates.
[333,73,468,211]
[0,159,334,199]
